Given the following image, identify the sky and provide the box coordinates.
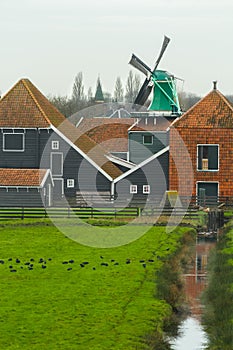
[1,0,233,98]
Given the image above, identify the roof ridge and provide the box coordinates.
[215,89,233,111]
[21,79,51,125]
[171,89,233,127]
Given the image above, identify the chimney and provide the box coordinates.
[213,81,217,90]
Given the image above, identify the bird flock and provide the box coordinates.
[0,255,157,273]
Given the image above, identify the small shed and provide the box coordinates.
[0,168,53,207]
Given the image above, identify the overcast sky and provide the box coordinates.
[1,0,233,98]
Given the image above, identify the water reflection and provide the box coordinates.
[170,239,215,349]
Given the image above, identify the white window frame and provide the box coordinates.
[143,134,153,145]
[3,133,25,152]
[130,185,137,194]
[52,140,60,150]
[67,179,75,188]
[197,144,219,172]
[143,185,150,194]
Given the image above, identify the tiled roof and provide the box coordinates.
[172,89,233,128]
[0,168,49,187]
[77,118,135,152]
[0,79,65,128]
[0,79,122,179]
[130,117,171,131]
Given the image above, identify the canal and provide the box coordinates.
[169,237,216,349]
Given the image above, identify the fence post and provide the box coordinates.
[21,207,24,220]
[91,207,93,218]
[114,207,117,219]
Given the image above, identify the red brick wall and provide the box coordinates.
[169,127,233,197]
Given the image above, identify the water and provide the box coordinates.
[170,238,215,350]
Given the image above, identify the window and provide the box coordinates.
[197,145,219,171]
[67,179,75,188]
[3,133,24,151]
[130,185,137,194]
[52,140,60,150]
[143,134,153,145]
[143,185,150,194]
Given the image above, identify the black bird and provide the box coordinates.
[8,258,12,262]
[126,260,131,264]
[42,265,47,269]
[38,258,44,263]
[114,262,119,266]
[69,260,74,264]
[111,259,115,262]
[80,263,85,268]
[9,265,13,269]
[20,266,24,269]
[82,262,89,265]
[10,269,17,272]
[148,259,154,263]
[62,261,69,264]
[30,258,34,262]
[16,259,20,264]
[100,256,104,259]
[0,260,4,264]
[142,263,147,268]
[30,264,33,267]
[25,262,30,266]
[101,263,108,266]
[140,260,145,263]
[28,267,33,270]
[67,267,72,271]
[48,258,52,261]
[92,267,96,270]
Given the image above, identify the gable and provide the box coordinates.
[172,89,233,128]
[0,79,122,180]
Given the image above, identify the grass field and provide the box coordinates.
[0,220,192,350]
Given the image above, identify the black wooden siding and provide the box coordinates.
[0,128,111,203]
[115,152,169,204]
[128,131,168,164]
[0,130,39,168]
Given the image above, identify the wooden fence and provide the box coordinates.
[0,206,202,221]
[0,207,140,220]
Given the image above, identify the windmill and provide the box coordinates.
[129,36,181,114]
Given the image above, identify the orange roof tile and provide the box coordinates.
[0,168,49,187]
[172,89,233,128]
[77,118,135,152]
[0,79,122,179]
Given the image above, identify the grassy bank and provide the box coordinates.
[203,223,233,349]
[0,220,194,350]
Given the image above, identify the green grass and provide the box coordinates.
[202,222,233,349]
[0,221,191,350]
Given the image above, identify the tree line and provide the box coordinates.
[48,71,142,117]
[48,71,233,118]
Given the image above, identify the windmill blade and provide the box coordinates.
[129,54,152,77]
[153,35,170,71]
[133,78,153,110]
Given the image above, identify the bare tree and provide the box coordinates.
[178,91,201,111]
[114,76,124,102]
[125,70,141,103]
[72,72,86,111]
